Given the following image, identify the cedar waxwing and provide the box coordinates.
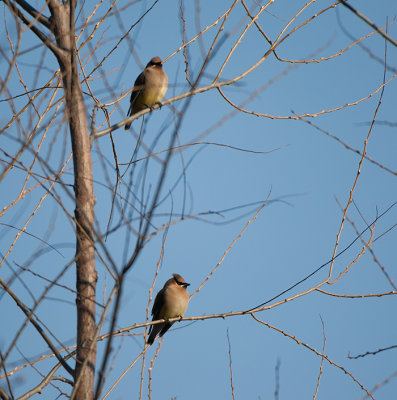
[147,273,190,345]
[125,56,168,130]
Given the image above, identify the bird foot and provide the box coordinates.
[144,102,163,111]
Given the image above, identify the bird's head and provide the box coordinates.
[172,273,190,288]
[147,56,163,67]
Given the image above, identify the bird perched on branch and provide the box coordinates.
[147,273,190,345]
[125,56,168,130]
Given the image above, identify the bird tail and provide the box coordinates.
[147,323,159,345]
[147,321,172,345]
[125,105,132,130]
[147,330,156,345]
[159,322,172,338]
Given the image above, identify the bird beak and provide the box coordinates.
[183,283,190,287]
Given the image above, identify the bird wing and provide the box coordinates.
[151,287,165,318]
[148,287,165,339]
[127,70,146,116]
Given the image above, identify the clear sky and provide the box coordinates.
[1,1,397,399]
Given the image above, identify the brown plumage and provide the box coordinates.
[125,56,168,129]
[147,273,190,345]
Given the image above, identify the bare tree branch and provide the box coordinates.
[3,0,61,57]
[0,277,74,376]
[13,0,51,29]
[339,0,397,47]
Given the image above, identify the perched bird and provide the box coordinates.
[125,56,168,130]
[147,273,190,345]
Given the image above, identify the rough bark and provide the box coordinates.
[48,2,97,399]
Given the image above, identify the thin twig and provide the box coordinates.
[339,1,397,47]
[313,317,326,399]
[348,344,397,360]
[251,314,374,399]
[226,329,236,400]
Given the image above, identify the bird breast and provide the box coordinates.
[161,287,189,318]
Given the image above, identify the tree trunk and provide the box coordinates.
[49,2,97,399]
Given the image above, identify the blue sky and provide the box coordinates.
[1,0,397,399]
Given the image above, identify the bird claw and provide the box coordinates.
[144,102,162,112]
